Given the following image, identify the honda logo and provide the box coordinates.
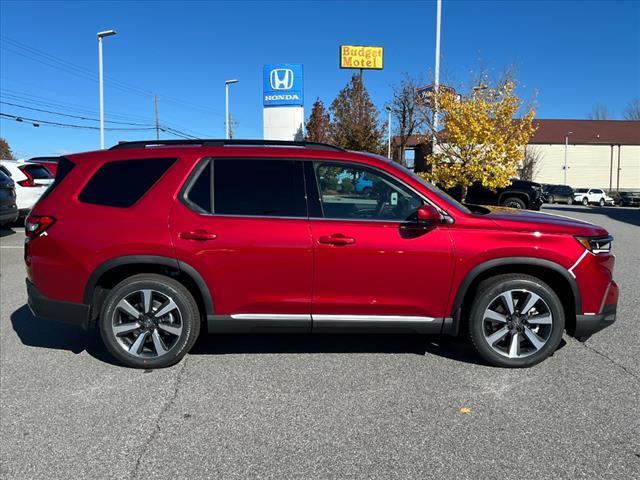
[269,68,294,90]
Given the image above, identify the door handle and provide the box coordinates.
[179,230,217,241]
[318,234,356,246]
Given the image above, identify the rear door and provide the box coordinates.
[170,157,314,332]
[307,161,455,332]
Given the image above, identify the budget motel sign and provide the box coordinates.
[340,45,384,70]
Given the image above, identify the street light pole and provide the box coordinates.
[225,79,238,139]
[386,106,392,159]
[432,0,442,154]
[564,131,572,185]
[97,30,117,149]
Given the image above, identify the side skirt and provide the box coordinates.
[207,314,444,334]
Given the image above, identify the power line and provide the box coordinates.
[0,112,157,131]
[1,35,224,116]
[1,88,210,138]
[0,100,154,126]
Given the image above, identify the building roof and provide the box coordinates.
[530,119,640,145]
[396,119,640,147]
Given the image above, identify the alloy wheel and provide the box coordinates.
[111,289,183,358]
[481,289,554,359]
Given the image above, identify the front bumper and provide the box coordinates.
[26,279,90,330]
[574,305,617,340]
[572,280,618,340]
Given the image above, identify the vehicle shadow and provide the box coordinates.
[190,332,488,365]
[10,305,119,366]
[548,205,640,227]
[0,226,16,238]
[11,304,566,367]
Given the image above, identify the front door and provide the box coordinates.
[308,161,455,333]
[170,157,313,332]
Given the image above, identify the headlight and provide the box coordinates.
[575,235,613,253]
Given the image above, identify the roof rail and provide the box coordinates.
[109,139,345,152]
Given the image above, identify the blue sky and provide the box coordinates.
[1,0,639,158]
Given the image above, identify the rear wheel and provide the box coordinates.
[501,197,526,209]
[468,274,565,368]
[99,274,201,368]
[582,197,589,206]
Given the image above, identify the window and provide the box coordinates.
[185,160,212,213]
[315,163,423,221]
[37,157,75,202]
[213,159,306,217]
[21,164,52,180]
[79,158,175,208]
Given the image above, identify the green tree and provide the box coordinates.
[305,98,331,143]
[0,138,15,160]
[330,74,384,153]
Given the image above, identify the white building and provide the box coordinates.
[528,120,640,190]
[398,119,640,191]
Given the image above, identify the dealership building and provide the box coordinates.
[400,119,640,191]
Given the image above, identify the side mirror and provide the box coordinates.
[416,204,441,225]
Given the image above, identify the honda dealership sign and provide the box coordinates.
[263,64,304,107]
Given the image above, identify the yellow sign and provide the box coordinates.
[340,45,384,70]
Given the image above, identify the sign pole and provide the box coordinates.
[433,0,442,154]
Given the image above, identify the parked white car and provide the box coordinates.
[0,160,53,218]
[573,188,614,206]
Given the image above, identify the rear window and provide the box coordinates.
[36,157,75,202]
[213,159,306,217]
[21,164,53,179]
[79,158,176,208]
[0,165,10,177]
[0,169,11,183]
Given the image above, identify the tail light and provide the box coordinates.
[18,169,37,187]
[25,215,56,238]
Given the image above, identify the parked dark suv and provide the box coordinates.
[26,139,617,369]
[543,185,574,204]
[609,191,640,207]
[446,179,544,210]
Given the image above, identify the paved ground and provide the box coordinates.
[1,205,638,480]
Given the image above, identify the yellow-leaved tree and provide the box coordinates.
[421,75,537,203]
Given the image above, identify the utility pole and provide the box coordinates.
[432,0,442,154]
[154,95,160,140]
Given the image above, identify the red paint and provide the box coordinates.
[26,145,618,325]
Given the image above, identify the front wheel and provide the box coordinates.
[582,197,589,206]
[501,197,526,209]
[599,198,605,207]
[99,274,201,368]
[468,274,565,368]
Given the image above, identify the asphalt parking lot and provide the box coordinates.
[1,204,639,480]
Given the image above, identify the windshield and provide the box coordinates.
[574,188,588,193]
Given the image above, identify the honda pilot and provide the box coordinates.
[25,140,618,368]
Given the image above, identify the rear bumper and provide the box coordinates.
[26,279,90,330]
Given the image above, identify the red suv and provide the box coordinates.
[25,140,618,369]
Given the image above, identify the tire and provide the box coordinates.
[501,197,526,209]
[468,274,565,368]
[548,195,555,204]
[582,197,589,206]
[99,273,201,369]
[599,198,605,207]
